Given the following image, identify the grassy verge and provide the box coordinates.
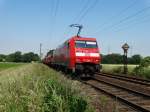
[102,64,150,79]
[0,63,94,112]
[102,64,137,74]
[0,62,26,71]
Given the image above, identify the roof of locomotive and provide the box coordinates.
[70,36,97,41]
[50,36,98,52]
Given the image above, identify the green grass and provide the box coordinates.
[102,64,137,74]
[0,63,94,112]
[0,62,25,71]
[134,66,150,79]
[102,64,150,79]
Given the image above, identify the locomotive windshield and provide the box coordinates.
[75,40,97,48]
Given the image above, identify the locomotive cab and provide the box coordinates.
[73,37,101,76]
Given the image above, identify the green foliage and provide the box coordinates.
[133,66,150,79]
[0,54,6,62]
[102,63,150,79]
[22,52,40,62]
[101,54,142,64]
[6,51,22,62]
[129,55,142,64]
[140,56,150,67]
[102,54,123,64]
[0,51,40,63]
[0,62,25,71]
[142,68,150,79]
[0,64,93,112]
[132,57,150,79]
[44,79,87,112]
[112,66,123,73]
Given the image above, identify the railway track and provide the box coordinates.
[81,73,150,112]
[95,73,150,96]
[98,72,150,86]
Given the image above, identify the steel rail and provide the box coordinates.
[92,76,150,97]
[100,72,150,83]
[96,73,150,86]
[82,80,150,112]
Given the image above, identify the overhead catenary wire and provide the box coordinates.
[72,0,91,23]
[50,0,59,41]
[49,0,54,38]
[61,0,98,42]
[106,4,150,33]
[61,0,90,39]
[111,8,150,32]
[93,5,150,34]
[53,0,59,23]
[113,15,150,32]
[75,0,99,23]
[92,0,138,34]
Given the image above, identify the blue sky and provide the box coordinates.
[0,0,150,57]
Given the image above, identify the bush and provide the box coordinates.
[132,57,150,79]
[140,56,150,67]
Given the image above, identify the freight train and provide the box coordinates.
[43,24,102,77]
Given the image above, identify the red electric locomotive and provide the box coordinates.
[44,24,102,77]
[43,50,54,65]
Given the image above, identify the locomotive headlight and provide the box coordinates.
[76,52,85,56]
[95,59,99,62]
[76,58,81,62]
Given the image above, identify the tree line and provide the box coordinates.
[101,53,143,64]
[0,51,40,63]
[0,51,148,65]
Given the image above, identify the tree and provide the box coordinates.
[102,53,123,64]
[129,54,142,64]
[6,51,22,62]
[140,56,150,67]
[14,51,22,62]
[0,51,40,62]
[22,52,40,62]
[0,54,6,62]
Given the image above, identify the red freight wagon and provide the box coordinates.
[50,35,101,76]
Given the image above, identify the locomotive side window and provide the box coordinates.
[75,40,97,48]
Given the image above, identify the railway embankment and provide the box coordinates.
[2,63,149,112]
[0,63,95,112]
